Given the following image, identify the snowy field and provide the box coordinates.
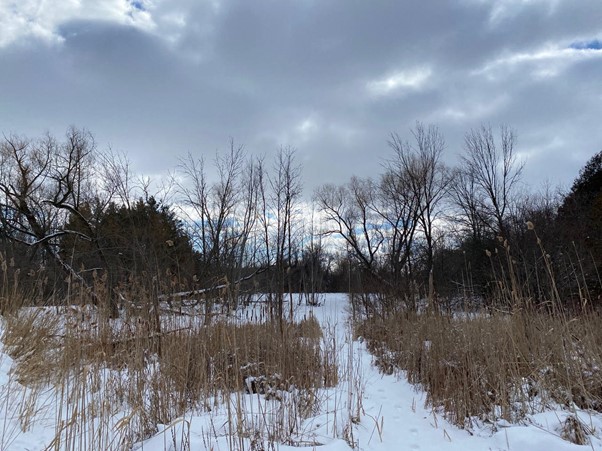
[0,293,601,450]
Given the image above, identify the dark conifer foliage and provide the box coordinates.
[62,197,198,294]
[556,150,602,304]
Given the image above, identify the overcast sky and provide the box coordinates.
[0,0,601,196]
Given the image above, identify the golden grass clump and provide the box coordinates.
[2,309,63,385]
[0,289,338,448]
[354,221,602,429]
[357,309,602,427]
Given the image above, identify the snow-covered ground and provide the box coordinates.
[1,293,602,450]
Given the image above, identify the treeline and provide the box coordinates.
[321,123,602,316]
[0,125,600,317]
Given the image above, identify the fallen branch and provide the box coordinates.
[158,266,269,301]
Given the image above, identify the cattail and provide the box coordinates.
[526,221,534,230]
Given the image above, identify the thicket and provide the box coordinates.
[0,125,600,315]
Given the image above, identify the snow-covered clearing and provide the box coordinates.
[1,293,601,450]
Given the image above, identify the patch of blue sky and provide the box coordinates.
[570,39,602,50]
[130,1,145,12]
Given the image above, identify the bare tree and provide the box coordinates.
[177,141,265,315]
[315,177,383,275]
[178,141,243,274]
[461,125,523,239]
[449,167,487,243]
[388,123,450,306]
[375,169,419,302]
[0,128,120,314]
[270,147,302,323]
[99,148,135,209]
[228,155,262,307]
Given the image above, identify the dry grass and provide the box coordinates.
[356,226,602,436]
[357,309,602,428]
[0,276,339,449]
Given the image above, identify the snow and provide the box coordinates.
[1,294,602,450]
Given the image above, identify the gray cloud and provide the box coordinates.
[0,0,600,196]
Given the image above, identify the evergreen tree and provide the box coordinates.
[557,150,602,306]
[62,197,199,297]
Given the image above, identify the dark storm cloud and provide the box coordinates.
[0,0,601,194]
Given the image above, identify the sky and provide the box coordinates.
[0,0,601,197]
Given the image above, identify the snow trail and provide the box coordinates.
[292,294,602,451]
